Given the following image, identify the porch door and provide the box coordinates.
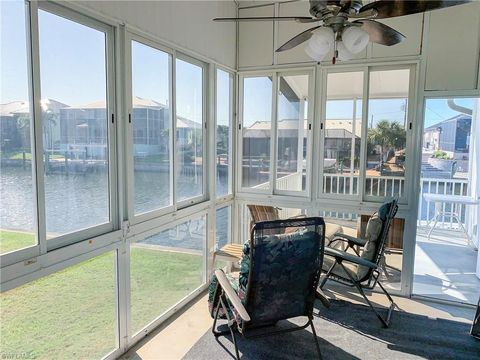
[413,97,480,305]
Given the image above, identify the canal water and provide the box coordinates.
[1,167,229,249]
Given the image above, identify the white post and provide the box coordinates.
[469,100,480,278]
[350,97,357,195]
[296,98,306,191]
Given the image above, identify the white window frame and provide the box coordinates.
[125,32,175,225]
[317,63,417,205]
[237,68,314,198]
[39,2,118,251]
[274,69,314,198]
[214,66,235,202]
[0,1,118,266]
[174,53,208,209]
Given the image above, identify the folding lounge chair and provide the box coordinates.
[209,217,326,359]
[319,197,399,327]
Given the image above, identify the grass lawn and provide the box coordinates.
[0,230,36,254]
[0,244,203,359]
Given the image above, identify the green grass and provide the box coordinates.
[0,245,203,359]
[0,230,36,254]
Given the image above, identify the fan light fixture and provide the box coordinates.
[343,26,370,54]
[214,0,471,65]
[304,27,334,61]
[304,26,369,63]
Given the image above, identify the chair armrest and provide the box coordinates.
[324,247,377,269]
[214,269,251,322]
[332,233,367,247]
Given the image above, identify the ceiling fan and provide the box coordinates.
[214,0,471,63]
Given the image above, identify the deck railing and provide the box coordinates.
[249,173,470,229]
[323,173,404,197]
[417,177,469,229]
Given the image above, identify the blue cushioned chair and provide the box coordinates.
[210,217,326,360]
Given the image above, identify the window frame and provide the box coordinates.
[173,52,208,209]
[317,63,417,205]
[38,1,118,251]
[0,0,41,266]
[125,32,175,224]
[274,69,314,198]
[214,66,235,201]
[0,1,118,265]
[237,68,314,198]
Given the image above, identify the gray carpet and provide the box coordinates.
[183,300,479,360]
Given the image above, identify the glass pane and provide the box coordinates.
[414,97,480,304]
[323,72,363,196]
[130,215,206,334]
[215,206,231,251]
[276,74,309,192]
[216,69,233,197]
[132,41,172,214]
[0,0,37,254]
[38,10,110,237]
[242,77,272,189]
[0,252,117,358]
[365,69,410,198]
[175,59,204,202]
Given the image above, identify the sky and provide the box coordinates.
[1,1,227,126]
[1,1,476,130]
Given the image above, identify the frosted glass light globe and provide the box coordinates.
[337,41,354,61]
[310,27,335,54]
[304,38,328,62]
[342,26,370,54]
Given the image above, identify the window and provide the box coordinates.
[276,74,309,192]
[241,76,272,189]
[323,71,363,196]
[216,69,233,198]
[0,252,117,359]
[215,206,231,251]
[319,67,413,202]
[0,0,37,254]
[175,58,204,203]
[131,40,172,215]
[38,9,111,239]
[365,69,410,198]
[130,214,206,334]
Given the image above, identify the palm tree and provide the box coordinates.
[367,120,406,163]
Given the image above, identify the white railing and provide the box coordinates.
[417,177,469,229]
[365,176,404,197]
[250,173,470,229]
[323,173,359,195]
[323,173,404,197]
[252,171,303,192]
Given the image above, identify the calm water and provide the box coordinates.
[0,166,229,238]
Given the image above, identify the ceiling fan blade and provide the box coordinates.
[213,16,318,23]
[353,20,405,46]
[359,0,471,19]
[276,26,322,52]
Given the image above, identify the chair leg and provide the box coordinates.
[340,263,392,328]
[375,273,395,326]
[319,262,336,289]
[309,319,323,360]
[212,294,240,360]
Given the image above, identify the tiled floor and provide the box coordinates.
[414,227,480,305]
[120,285,476,360]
